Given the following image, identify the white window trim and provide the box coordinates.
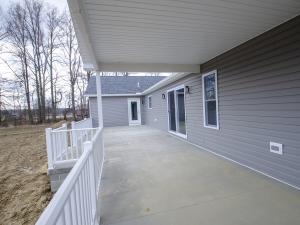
[202,70,219,130]
[166,84,187,139]
[148,95,152,109]
[127,98,141,126]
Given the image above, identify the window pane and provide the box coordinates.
[206,101,217,126]
[176,88,186,135]
[168,91,176,131]
[204,74,216,100]
[131,102,138,120]
[148,97,152,108]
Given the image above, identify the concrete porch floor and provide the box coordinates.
[100,126,300,225]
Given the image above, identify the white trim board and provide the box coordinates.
[202,70,219,130]
[86,93,143,97]
[168,132,300,191]
[98,63,200,73]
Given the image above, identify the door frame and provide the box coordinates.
[127,97,141,126]
[167,85,187,139]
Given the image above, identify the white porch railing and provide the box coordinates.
[71,118,93,150]
[71,118,93,130]
[46,122,97,169]
[36,127,104,225]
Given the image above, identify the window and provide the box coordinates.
[131,101,138,120]
[148,96,152,109]
[202,70,219,129]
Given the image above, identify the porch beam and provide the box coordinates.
[98,63,201,73]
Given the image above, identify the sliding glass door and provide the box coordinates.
[167,86,186,138]
[168,91,177,132]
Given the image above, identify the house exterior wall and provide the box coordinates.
[143,16,300,188]
[90,96,144,127]
[89,96,128,127]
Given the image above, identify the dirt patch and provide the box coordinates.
[0,122,65,225]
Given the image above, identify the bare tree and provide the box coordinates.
[45,6,62,122]
[76,72,88,119]
[11,82,24,117]
[2,1,87,125]
[0,73,26,126]
[0,7,7,41]
[86,70,93,81]
[25,0,48,123]
[0,76,10,125]
[59,12,81,120]
[4,2,34,123]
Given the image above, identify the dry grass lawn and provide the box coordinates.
[0,122,64,225]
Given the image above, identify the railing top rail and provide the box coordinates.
[73,117,92,124]
[51,127,98,133]
[72,118,93,129]
[36,127,102,225]
[52,123,67,131]
[91,127,102,143]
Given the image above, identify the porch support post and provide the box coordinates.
[45,128,53,170]
[95,71,103,128]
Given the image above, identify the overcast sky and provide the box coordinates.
[1,0,68,11]
[0,0,69,81]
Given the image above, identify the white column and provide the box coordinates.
[95,71,103,128]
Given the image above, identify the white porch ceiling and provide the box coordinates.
[68,0,300,72]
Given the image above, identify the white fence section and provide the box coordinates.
[46,121,97,169]
[36,128,104,225]
[71,118,93,150]
[71,118,93,130]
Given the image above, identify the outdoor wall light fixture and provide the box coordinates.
[162,93,166,99]
[185,86,190,94]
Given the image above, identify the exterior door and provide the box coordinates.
[167,86,187,138]
[168,91,177,132]
[128,98,141,125]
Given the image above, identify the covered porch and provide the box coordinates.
[100,126,300,225]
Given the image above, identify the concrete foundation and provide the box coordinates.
[48,167,72,192]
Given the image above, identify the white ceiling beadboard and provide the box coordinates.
[68,0,300,72]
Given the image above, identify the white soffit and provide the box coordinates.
[68,0,300,72]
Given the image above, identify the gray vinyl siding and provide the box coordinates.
[144,94,168,129]
[90,96,144,127]
[89,97,99,127]
[143,16,300,188]
[90,96,129,127]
